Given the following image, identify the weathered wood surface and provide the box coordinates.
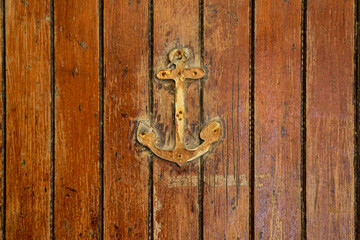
[54,0,99,238]
[103,0,150,238]
[254,0,302,239]
[6,1,50,239]
[152,0,201,238]
[0,1,358,239]
[202,0,250,239]
[307,0,355,239]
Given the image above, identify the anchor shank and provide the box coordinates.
[174,75,185,148]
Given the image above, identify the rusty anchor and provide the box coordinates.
[137,48,223,166]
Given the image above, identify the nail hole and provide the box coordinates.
[178,72,181,76]
[214,129,218,133]
[179,111,182,114]
[140,132,146,137]
[162,72,167,77]
[177,154,182,159]
[193,71,197,75]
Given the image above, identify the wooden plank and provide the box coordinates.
[152,0,200,238]
[202,0,249,239]
[254,0,301,239]
[307,1,355,239]
[103,0,149,238]
[5,0,50,238]
[54,0,99,238]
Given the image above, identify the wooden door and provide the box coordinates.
[1,0,358,239]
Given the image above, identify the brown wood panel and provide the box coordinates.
[202,0,249,239]
[152,0,201,238]
[254,0,301,239]
[5,0,50,238]
[54,0,99,238]
[307,1,355,239]
[103,0,150,239]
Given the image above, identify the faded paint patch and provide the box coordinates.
[167,174,248,188]
[153,187,162,239]
[255,173,272,188]
[78,41,87,49]
[270,192,283,240]
[22,0,29,7]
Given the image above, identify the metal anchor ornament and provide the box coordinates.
[137,48,223,166]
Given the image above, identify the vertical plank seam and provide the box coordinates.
[301,0,307,239]
[198,0,204,238]
[148,0,154,238]
[0,0,5,238]
[355,0,359,238]
[249,0,255,238]
[50,0,55,238]
[98,0,105,238]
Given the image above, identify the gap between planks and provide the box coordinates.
[300,0,307,239]
[148,0,154,238]
[249,0,255,238]
[98,0,105,239]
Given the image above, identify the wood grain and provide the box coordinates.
[6,0,50,238]
[254,0,301,239]
[103,0,150,238]
[202,0,250,239]
[307,0,355,239]
[54,0,99,238]
[152,0,201,238]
